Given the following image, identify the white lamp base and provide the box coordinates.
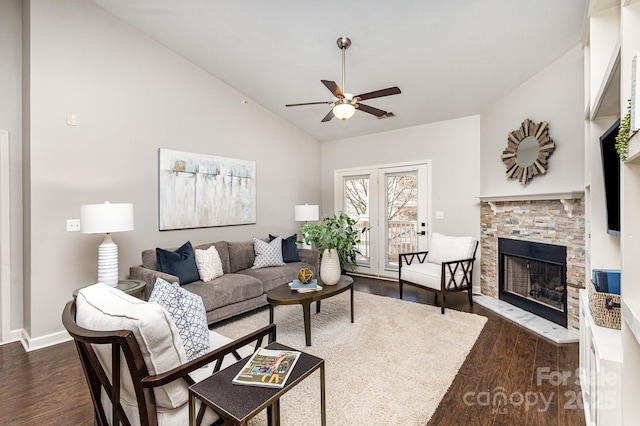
[97,234,119,287]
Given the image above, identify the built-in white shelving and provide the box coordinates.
[584,1,640,424]
[590,36,620,119]
[622,298,640,343]
[626,131,640,162]
[579,290,622,425]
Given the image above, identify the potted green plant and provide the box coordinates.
[616,98,632,161]
[300,211,369,284]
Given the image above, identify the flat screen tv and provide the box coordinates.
[600,119,621,237]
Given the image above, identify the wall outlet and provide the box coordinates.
[66,219,80,232]
[435,211,445,220]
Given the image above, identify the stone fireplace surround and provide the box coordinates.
[479,192,585,331]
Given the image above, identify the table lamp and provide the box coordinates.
[294,204,319,249]
[81,202,134,287]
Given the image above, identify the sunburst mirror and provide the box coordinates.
[501,119,556,185]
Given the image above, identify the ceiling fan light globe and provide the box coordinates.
[333,102,356,120]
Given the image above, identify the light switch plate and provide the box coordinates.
[435,211,444,220]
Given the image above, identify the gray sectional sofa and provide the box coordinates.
[129,239,320,325]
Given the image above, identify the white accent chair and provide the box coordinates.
[62,283,275,426]
[399,233,478,314]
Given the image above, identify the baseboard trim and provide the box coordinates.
[20,328,72,352]
[0,328,25,346]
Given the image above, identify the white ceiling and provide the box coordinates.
[91,0,587,143]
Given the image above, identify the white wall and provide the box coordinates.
[22,0,321,346]
[321,115,481,285]
[480,44,585,196]
[0,0,24,336]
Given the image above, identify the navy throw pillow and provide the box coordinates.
[269,234,300,263]
[156,241,200,285]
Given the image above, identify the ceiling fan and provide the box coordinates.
[286,37,401,122]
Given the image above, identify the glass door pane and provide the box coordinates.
[343,175,370,267]
[385,171,418,270]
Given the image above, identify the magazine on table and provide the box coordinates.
[232,348,301,388]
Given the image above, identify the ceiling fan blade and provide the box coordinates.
[357,103,387,117]
[286,101,331,107]
[321,80,345,99]
[321,109,335,122]
[355,87,401,101]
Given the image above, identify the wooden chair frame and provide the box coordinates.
[62,300,276,426]
[398,240,478,314]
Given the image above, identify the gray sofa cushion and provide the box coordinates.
[228,239,257,272]
[236,262,315,293]
[181,274,263,311]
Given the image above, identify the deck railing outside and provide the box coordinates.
[354,220,417,265]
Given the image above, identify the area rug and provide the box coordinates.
[212,291,487,425]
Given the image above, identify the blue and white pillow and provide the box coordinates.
[252,237,285,269]
[149,278,210,361]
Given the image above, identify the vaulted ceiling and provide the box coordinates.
[92,0,586,142]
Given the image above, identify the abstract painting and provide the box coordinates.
[158,149,256,230]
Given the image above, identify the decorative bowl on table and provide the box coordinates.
[297,268,314,284]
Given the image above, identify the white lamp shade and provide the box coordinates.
[294,204,319,222]
[332,103,356,120]
[81,202,134,234]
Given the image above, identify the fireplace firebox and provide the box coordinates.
[498,238,567,327]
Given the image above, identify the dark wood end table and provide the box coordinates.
[189,342,325,426]
[267,275,354,346]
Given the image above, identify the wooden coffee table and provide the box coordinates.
[267,275,354,346]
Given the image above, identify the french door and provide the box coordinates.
[335,162,429,279]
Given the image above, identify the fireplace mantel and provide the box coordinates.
[478,190,584,202]
[478,191,584,217]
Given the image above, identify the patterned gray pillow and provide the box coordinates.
[252,237,285,269]
[149,278,210,361]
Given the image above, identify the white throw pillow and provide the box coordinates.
[252,236,285,269]
[426,232,476,264]
[150,278,210,361]
[195,245,224,282]
[76,283,188,409]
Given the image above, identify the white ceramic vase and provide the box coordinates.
[320,248,341,285]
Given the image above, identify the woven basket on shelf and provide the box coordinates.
[588,279,621,330]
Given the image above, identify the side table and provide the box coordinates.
[189,342,326,426]
[72,279,146,299]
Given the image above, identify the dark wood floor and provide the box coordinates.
[354,276,585,426]
[0,276,584,426]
